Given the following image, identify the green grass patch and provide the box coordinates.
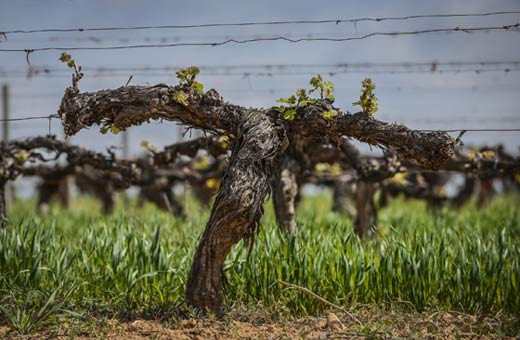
[0,193,519,334]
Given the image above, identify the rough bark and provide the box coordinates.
[56,82,458,312]
[354,181,378,236]
[272,156,301,234]
[293,102,454,170]
[186,109,287,312]
[59,85,242,137]
[58,86,456,170]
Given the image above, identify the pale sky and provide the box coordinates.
[1,0,520,156]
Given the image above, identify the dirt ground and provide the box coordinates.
[2,308,518,340]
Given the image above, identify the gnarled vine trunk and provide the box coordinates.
[451,175,477,208]
[332,173,356,217]
[477,178,495,208]
[186,109,287,311]
[354,181,378,236]
[75,171,116,215]
[272,156,301,234]
[56,81,457,312]
[37,177,70,212]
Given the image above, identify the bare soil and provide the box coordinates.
[1,308,517,339]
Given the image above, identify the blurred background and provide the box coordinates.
[1,0,519,195]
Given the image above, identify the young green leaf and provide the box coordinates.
[172,91,189,106]
[276,95,297,105]
[191,81,204,94]
[322,109,338,121]
[353,78,378,115]
[283,108,298,121]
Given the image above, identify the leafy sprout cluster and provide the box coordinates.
[176,66,204,94]
[309,75,335,100]
[276,75,337,121]
[172,66,204,106]
[61,53,117,134]
[59,52,83,80]
[59,52,76,69]
[352,78,378,115]
[171,91,190,106]
[276,88,316,121]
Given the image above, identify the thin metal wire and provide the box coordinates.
[416,128,520,132]
[1,23,519,53]
[2,11,520,34]
[2,115,520,133]
[3,60,520,76]
[3,68,520,79]
[0,114,59,122]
